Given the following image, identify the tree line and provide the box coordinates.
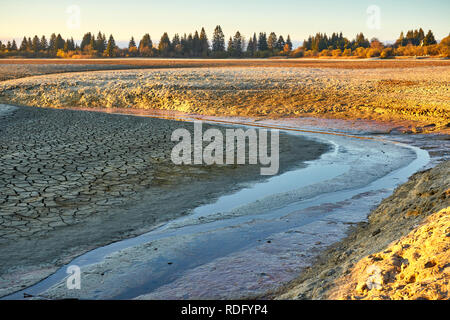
[0,26,448,58]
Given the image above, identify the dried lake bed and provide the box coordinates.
[0,60,448,299]
[2,107,431,299]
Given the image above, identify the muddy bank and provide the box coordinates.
[7,122,423,300]
[273,160,449,300]
[0,105,329,297]
[1,66,449,133]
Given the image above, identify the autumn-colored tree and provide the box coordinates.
[158,32,172,56]
[80,32,92,51]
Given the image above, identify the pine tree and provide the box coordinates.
[55,34,65,51]
[49,33,57,53]
[89,35,96,51]
[40,35,48,51]
[246,37,254,56]
[199,27,209,56]
[186,33,194,56]
[128,37,136,49]
[96,32,106,54]
[27,37,33,51]
[286,35,293,51]
[232,31,243,57]
[252,33,258,53]
[227,36,233,56]
[267,32,277,51]
[354,33,369,48]
[19,37,28,51]
[258,32,268,51]
[11,40,17,51]
[212,25,225,53]
[80,32,92,51]
[193,31,200,56]
[423,30,437,46]
[32,35,41,52]
[276,35,285,51]
[105,35,116,57]
[418,28,425,45]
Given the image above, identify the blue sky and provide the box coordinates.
[1,0,449,46]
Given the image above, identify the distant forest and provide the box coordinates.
[1,26,449,59]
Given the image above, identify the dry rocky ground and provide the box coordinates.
[0,105,324,296]
[0,60,448,299]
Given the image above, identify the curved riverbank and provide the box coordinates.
[3,113,427,300]
[274,160,449,300]
[0,104,329,297]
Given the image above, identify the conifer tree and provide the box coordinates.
[49,33,57,53]
[11,40,17,51]
[19,37,28,51]
[285,35,293,51]
[246,37,254,56]
[128,37,136,49]
[354,32,369,48]
[418,28,425,45]
[96,32,106,54]
[89,35,96,51]
[40,35,48,51]
[80,32,92,51]
[276,35,285,51]
[32,35,41,52]
[232,31,243,57]
[227,36,234,56]
[212,25,225,53]
[193,31,200,56]
[56,34,65,51]
[199,27,209,56]
[105,35,116,57]
[267,32,277,51]
[252,33,258,53]
[258,32,268,51]
[423,30,437,46]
